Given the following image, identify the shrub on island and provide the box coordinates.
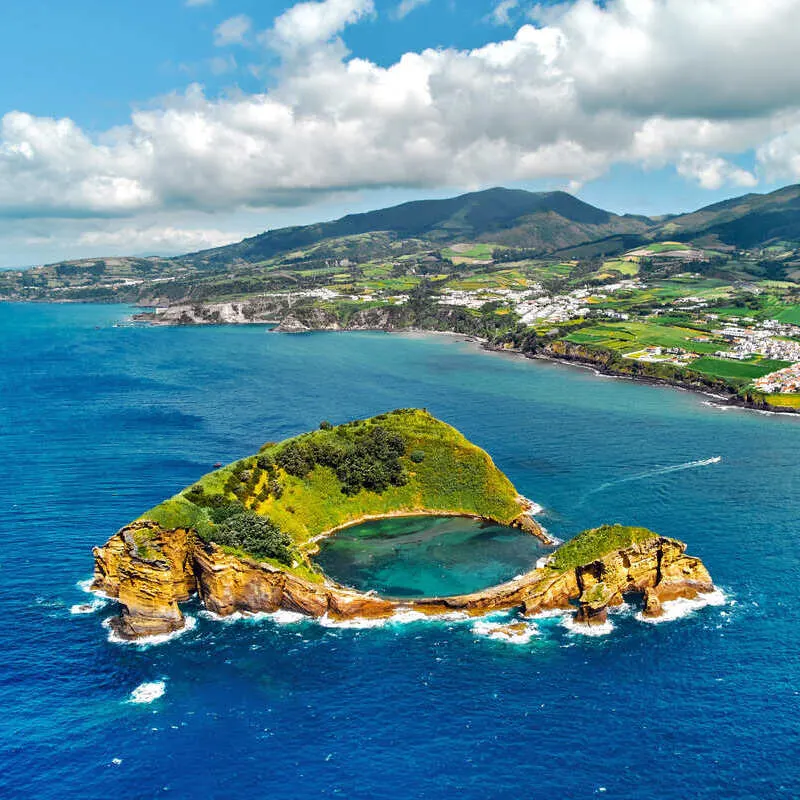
[212,509,293,564]
[275,423,408,495]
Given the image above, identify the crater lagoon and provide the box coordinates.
[314,516,550,598]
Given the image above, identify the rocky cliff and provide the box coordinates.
[141,297,290,326]
[93,522,714,640]
[93,523,197,639]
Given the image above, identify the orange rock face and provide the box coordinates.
[92,523,715,639]
[92,523,196,639]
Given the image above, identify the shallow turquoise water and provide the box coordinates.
[314,516,548,597]
[1,303,799,799]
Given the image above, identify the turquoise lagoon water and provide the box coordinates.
[1,303,799,798]
[314,516,549,598]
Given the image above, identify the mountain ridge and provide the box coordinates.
[180,186,652,269]
[3,182,800,303]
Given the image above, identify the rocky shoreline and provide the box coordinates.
[482,341,800,416]
[92,519,715,640]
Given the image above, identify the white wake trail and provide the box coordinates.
[585,456,722,497]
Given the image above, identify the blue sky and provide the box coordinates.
[1,0,798,266]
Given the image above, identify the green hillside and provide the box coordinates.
[137,409,524,578]
[658,184,800,248]
[183,187,650,268]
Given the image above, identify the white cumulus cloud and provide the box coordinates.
[76,225,241,252]
[393,0,431,20]
[676,153,757,190]
[489,0,520,25]
[265,0,374,54]
[3,0,800,229]
[213,14,251,47]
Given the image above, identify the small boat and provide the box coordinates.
[213,462,223,468]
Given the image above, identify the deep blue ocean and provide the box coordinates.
[1,303,799,799]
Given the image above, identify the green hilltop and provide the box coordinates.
[548,524,657,571]
[137,409,524,579]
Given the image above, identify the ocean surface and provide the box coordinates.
[1,303,798,799]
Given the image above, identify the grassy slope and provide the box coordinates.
[549,524,657,571]
[776,305,800,325]
[139,409,523,571]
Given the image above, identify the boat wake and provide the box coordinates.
[583,456,722,499]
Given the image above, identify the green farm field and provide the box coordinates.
[689,356,791,383]
[776,305,800,325]
[564,321,724,354]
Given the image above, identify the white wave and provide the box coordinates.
[529,607,572,620]
[389,609,472,625]
[703,401,733,411]
[199,608,307,625]
[271,610,306,625]
[195,606,470,632]
[526,502,545,516]
[388,610,430,625]
[472,619,539,644]
[199,609,267,624]
[318,609,472,629]
[318,613,388,629]
[636,588,727,624]
[128,681,166,704]
[70,598,107,615]
[561,614,615,637]
[103,615,197,647]
[77,577,112,600]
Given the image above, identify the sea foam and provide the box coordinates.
[318,613,388,629]
[103,615,197,647]
[472,619,539,644]
[77,577,112,601]
[70,597,107,615]
[128,681,166,704]
[560,615,615,637]
[636,588,727,624]
[199,608,307,626]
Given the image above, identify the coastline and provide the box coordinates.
[510,349,800,417]
[13,298,798,417]
[393,327,800,418]
[390,326,800,418]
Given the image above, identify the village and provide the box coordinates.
[711,320,800,363]
[753,362,800,393]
